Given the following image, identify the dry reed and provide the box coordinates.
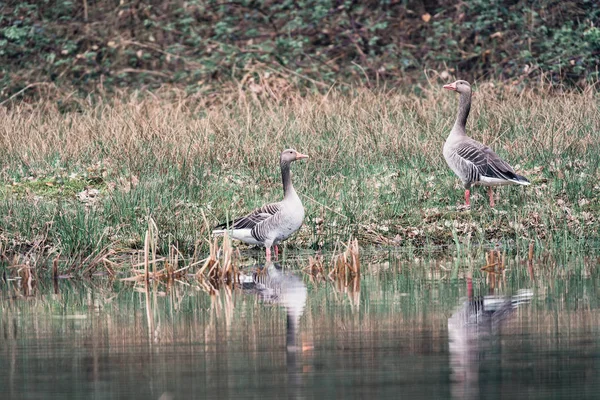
[195,233,240,294]
[329,238,361,281]
[481,249,506,274]
[304,253,326,282]
[122,217,196,283]
[480,249,507,291]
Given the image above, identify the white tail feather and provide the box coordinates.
[211,228,262,246]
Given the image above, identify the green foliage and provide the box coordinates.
[7,176,101,198]
[0,0,598,99]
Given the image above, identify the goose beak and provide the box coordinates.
[295,152,309,160]
[443,82,457,91]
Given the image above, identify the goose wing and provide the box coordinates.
[214,202,282,230]
[455,139,521,182]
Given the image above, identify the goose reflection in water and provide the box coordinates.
[448,278,533,400]
[246,262,307,352]
[241,261,308,393]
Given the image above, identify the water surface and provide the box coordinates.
[1,253,599,399]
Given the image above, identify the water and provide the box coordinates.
[1,254,599,399]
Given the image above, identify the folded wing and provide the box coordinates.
[455,140,527,184]
[214,202,282,230]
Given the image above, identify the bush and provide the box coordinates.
[1,0,598,100]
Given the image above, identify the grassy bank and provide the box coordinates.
[1,84,599,266]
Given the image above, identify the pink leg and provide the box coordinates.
[274,245,279,259]
[488,187,495,207]
[464,189,470,207]
[265,247,272,262]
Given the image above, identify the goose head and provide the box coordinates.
[443,80,471,94]
[281,149,309,164]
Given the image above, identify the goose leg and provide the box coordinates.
[274,245,279,259]
[464,189,470,207]
[265,247,272,262]
[488,187,495,208]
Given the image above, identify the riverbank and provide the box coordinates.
[1,86,598,267]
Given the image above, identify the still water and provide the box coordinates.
[1,253,599,399]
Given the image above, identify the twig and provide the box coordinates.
[121,40,202,67]
[0,83,53,106]
[116,68,170,78]
[300,193,349,219]
[266,65,329,88]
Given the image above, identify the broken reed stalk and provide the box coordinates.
[528,241,535,281]
[52,255,59,280]
[220,232,233,282]
[482,249,505,274]
[195,232,239,293]
[119,213,237,289]
[123,216,190,283]
[482,249,506,291]
[165,244,182,282]
[144,225,150,284]
[329,237,360,282]
[19,262,33,296]
[304,254,326,282]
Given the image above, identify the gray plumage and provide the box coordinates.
[444,136,530,189]
[213,149,308,254]
[442,80,529,206]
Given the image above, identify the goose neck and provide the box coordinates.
[281,161,295,199]
[452,91,472,135]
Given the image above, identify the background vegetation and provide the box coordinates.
[1,0,599,101]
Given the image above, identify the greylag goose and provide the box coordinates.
[213,149,308,261]
[443,80,529,207]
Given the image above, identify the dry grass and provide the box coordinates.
[329,238,361,280]
[2,85,597,179]
[0,84,599,267]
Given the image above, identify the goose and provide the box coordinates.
[213,149,308,261]
[443,80,529,207]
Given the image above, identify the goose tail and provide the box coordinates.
[511,174,530,186]
[212,229,226,237]
[211,228,261,246]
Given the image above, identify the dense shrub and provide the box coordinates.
[0,0,598,99]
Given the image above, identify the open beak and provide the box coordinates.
[443,82,457,91]
[295,152,309,160]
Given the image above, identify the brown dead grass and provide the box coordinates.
[1,84,597,178]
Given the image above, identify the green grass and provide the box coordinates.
[0,85,599,266]
[4,175,104,197]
